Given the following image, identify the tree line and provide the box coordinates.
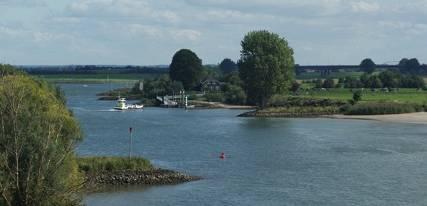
[309,71,425,90]
[166,30,294,108]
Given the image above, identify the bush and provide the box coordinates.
[223,84,246,105]
[77,157,153,174]
[205,92,225,102]
[343,102,424,115]
[322,78,335,88]
[269,96,346,107]
[352,90,362,104]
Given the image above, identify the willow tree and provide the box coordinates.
[238,31,295,108]
[0,68,83,206]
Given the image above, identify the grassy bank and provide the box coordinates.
[298,88,427,104]
[342,102,425,115]
[77,157,153,174]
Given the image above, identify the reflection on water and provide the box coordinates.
[58,83,427,206]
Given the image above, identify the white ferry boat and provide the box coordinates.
[114,97,143,110]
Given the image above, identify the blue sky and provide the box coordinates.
[0,0,427,65]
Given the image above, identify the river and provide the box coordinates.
[60,83,427,206]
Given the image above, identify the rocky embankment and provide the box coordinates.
[85,169,200,187]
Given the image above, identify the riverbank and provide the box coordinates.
[326,112,427,124]
[78,157,200,192]
[190,100,256,109]
[84,169,200,191]
[238,106,340,117]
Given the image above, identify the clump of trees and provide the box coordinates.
[0,65,83,206]
[341,71,425,89]
[221,72,246,105]
[360,58,376,74]
[132,75,184,99]
[219,58,238,74]
[238,30,295,108]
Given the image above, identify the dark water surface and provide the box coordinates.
[61,83,427,206]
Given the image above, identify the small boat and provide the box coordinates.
[114,97,143,110]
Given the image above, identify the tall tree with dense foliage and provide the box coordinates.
[219,58,238,74]
[238,30,295,108]
[360,58,376,74]
[169,49,203,90]
[399,58,422,74]
[0,67,83,206]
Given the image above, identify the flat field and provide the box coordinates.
[298,88,427,104]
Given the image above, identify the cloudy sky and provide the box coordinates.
[0,0,426,65]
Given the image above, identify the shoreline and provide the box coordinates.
[238,109,427,125]
[324,112,427,124]
[84,168,200,192]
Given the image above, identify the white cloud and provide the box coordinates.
[173,29,201,41]
[351,1,380,13]
[67,0,180,24]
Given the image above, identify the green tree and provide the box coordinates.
[378,70,400,88]
[169,49,203,90]
[290,81,300,93]
[351,90,362,105]
[407,58,421,74]
[223,84,247,105]
[219,58,238,74]
[238,30,294,108]
[0,70,83,206]
[368,76,383,88]
[322,78,335,88]
[314,79,323,88]
[360,58,376,74]
[398,58,421,74]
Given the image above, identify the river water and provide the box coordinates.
[60,83,427,206]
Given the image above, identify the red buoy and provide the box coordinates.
[219,152,225,159]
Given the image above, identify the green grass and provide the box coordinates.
[77,157,153,174]
[298,88,427,104]
[296,72,364,80]
[33,73,162,83]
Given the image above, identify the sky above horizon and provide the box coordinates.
[1,0,427,65]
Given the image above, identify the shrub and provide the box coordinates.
[322,78,335,88]
[343,102,424,115]
[205,92,225,102]
[352,90,362,104]
[269,96,346,107]
[223,84,246,105]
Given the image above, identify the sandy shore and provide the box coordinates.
[326,112,427,124]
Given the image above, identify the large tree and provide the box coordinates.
[238,30,294,108]
[219,58,238,74]
[360,58,376,74]
[169,49,203,90]
[0,68,82,206]
[399,58,422,74]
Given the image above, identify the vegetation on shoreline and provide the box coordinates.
[342,102,425,115]
[78,157,153,174]
[0,65,83,206]
[77,157,199,189]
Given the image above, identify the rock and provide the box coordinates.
[85,168,200,187]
